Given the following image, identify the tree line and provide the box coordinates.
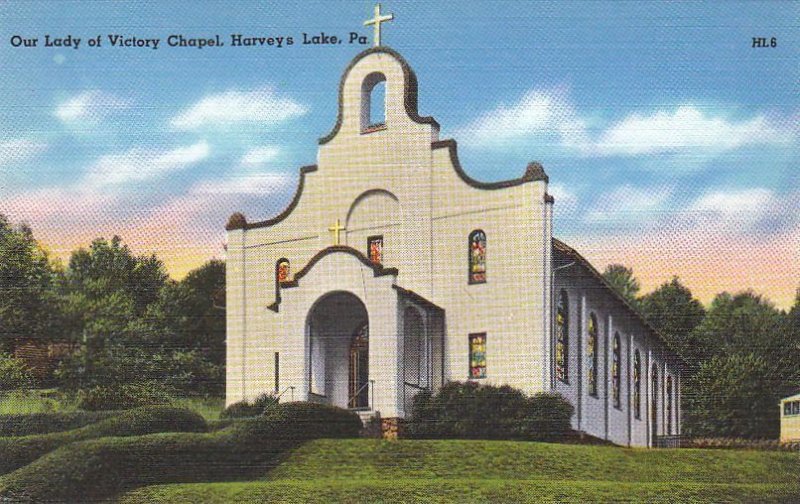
[2,213,798,437]
[603,264,800,439]
[0,214,225,398]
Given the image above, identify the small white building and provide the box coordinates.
[780,393,800,443]
[225,44,683,447]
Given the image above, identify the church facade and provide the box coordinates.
[225,46,683,447]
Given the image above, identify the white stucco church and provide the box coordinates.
[225,9,683,447]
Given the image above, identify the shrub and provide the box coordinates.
[76,381,175,411]
[230,402,362,441]
[0,353,35,391]
[684,437,800,452]
[406,381,573,441]
[0,410,116,437]
[0,402,359,502]
[220,392,277,419]
[0,406,206,475]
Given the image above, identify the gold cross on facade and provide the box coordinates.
[328,218,346,245]
[363,3,394,47]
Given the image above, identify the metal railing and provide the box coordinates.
[348,381,371,410]
[654,435,683,448]
[263,385,295,414]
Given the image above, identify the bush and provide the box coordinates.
[405,382,573,441]
[220,392,277,419]
[0,410,116,437]
[684,437,800,452]
[0,402,359,502]
[0,406,206,475]
[0,353,35,391]
[230,402,362,441]
[76,381,175,411]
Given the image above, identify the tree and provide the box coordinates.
[0,214,54,351]
[684,353,782,439]
[65,236,167,315]
[638,277,706,370]
[136,260,225,364]
[602,264,640,305]
[692,291,788,366]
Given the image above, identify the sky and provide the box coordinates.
[0,1,798,308]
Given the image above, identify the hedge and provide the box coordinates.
[219,392,277,419]
[405,382,574,441]
[0,410,117,437]
[0,402,360,503]
[0,406,206,475]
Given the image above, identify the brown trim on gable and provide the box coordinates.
[319,46,440,145]
[431,139,549,190]
[231,164,318,231]
[267,245,398,312]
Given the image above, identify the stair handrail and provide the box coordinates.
[263,385,295,414]
[348,381,371,409]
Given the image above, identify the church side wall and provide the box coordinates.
[554,263,681,447]
[430,149,550,396]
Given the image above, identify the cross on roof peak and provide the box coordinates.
[363,3,394,47]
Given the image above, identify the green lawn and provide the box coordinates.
[0,390,224,420]
[0,390,79,415]
[119,439,800,503]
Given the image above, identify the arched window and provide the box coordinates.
[633,350,641,420]
[361,72,387,131]
[588,313,598,397]
[276,259,290,283]
[666,375,673,435]
[468,230,487,284]
[612,333,621,409]
[651,364,659,439]
[555,290,569,382]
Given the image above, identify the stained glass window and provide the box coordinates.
[633,350,641,420]
[588,313,598,397]
[651,364,659,438]
[367,236,383,264]
[555,291,569,382]
[469,333,487,379]
[612,333,621,409]
[468,230,487,284]
[666,376,673,435]
[276,259,290,283]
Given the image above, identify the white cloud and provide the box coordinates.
[458,91,795,159]
[171,88,307,130]
[54,91,129,124]
[240,146,280,165]
[585,184,673,223]
[0,139,46,168]
[455,88,589,149]
[84,141,210,188]
[191,172,292,196]
[688,188,774,226]
[594,106,793,156]
[548,183,577,206]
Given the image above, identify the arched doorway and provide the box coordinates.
[306,291,369,410]
[349,323,369,408]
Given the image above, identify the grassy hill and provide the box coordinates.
[119,439,799,503]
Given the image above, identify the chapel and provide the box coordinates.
[225,10,683,447]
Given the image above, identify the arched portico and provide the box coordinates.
[306,291,371,410]
[277,247,442,419]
